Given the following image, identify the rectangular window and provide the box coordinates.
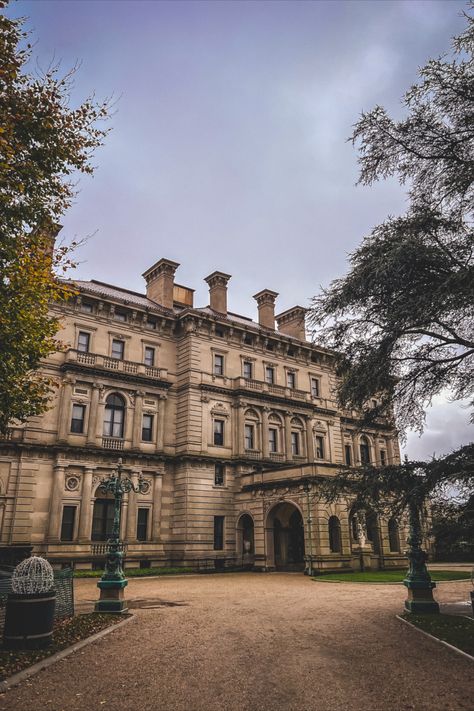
[345,444,352,466]
[244,424,255,450]
[214,516,224,550]
[311,378,320,398]
[77,331,90,353]
[214,463,225,486]
[287,372,296,389]
[142,414,153,442]
[144,346,155,367]
[315,435,325,459]
[243,361,253,379]
[371,399,378,408]
[380,449,387,465]
[291,431,300,456]
[60,506,76,542]
[213,419,224,446]
[111,339,124,360]
[81,302,93,313]
[114,310,127,322]
[146,318,157,330]
[70,404,86,434]
[265,366,275,384]
[214,354,224,376]
[269,428,278,453]
[136,508,149,541]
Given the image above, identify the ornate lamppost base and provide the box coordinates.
[95,579,129,614]
[403,580,440,614]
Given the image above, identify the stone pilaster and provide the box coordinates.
[262,407,270,459]
[284,412,292,461]
[152,472,163,541]
[132,391,144,449]
[78,467,95,542]
[86,384,102,446]
[47,463,65,542]
[57,377,75,442]
[126,470,139,543]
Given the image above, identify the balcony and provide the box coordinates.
[268,452,285,463]
[243,450,262,460]
[102,437,124,450]
[0,427,24,442]
[63,350,168,381]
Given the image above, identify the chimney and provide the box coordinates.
[276,306,307,341]
[205,271,231,315]
[142,258,180,309]
[33,219,63,260]
[253,289,278,330]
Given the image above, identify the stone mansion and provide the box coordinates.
[0,255,406,571]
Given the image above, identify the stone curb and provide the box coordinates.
[0,614,135,691]
[311,579,469,585]
[396,614,474,663]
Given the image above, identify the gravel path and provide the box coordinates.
[1,574,473,711]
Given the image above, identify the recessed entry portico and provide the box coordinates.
[266,501,305,571]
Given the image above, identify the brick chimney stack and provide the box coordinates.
[142,258,180,310]
[276,306,307,341]
[205,271,231,315]
[253,289,279,330]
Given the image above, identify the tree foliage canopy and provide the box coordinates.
[0,4,110,434]
[309,7,474,435]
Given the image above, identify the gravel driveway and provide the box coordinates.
[1,573,472,711]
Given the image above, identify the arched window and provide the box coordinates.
[103,393,125,438]
[328,516,342,553]
[388,518,400,553]
[360,436,371,464]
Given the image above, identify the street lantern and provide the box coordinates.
[94,458,148,614]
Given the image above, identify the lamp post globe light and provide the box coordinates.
[94,458,148,614]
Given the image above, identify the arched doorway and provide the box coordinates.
[236,513,255,562]
[267,502,305,571]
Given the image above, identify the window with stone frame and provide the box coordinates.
[137,508,149,541]
[380,449,387,465]
[328,516,342,553]
[214,353,224,376]
[103,393,125,438]
[268,427,278,453]
[315,435,325,459]
[265,365,275,384]
[291,431,300,456]
[360,436,371,464]
[214,463,225,486]
[214,516,224,550]
[244,424,255,450]
[287,371,296,389]
[60,506,76,542]
[344,444,352,466]
[243,361,253,379]
[213,419,224,446]
[144,346,155,367]
[77,331,90,353]
[311,377,320,398]
[70,404,86,434]
[142,414,154,442]
[111,339,125,360]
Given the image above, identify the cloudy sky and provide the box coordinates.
[11,0,473,458]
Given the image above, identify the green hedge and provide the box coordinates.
[74,566,194,578]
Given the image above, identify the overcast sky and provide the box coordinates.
[12,0,473,459]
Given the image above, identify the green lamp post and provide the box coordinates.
[95,458,148,614]
[403,502,439,614]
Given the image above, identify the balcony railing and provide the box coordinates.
[65,350,168,381]
[268,452,285,463]
[0,427,24,442]
[243,450,262,460]
[102,437,124,450]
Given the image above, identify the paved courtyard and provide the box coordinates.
[1,573,473,711]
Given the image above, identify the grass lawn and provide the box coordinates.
[402,613,474,657]
[0,613,123,682]
[74,566,194,578]
[312,570,470,583]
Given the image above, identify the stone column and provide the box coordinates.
[152,472,163,541]
[262,407,270,459]
[126,470,139,543]
[284,411,292,461]
[132,391,144,449]
[236,404,244,456]
[57,378,74,442]
[78,467,94,542]
[86,384,102,446]
[47,464,65,542]
[305,417,315,462]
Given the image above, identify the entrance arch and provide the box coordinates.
[266,501,305,571]
[236,513,255,558]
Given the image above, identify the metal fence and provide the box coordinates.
[0,567,74,636]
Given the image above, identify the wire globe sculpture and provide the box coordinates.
[12,555,55,595]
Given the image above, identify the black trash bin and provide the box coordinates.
[3,590,56,649]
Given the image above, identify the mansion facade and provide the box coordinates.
[0,254,406,571]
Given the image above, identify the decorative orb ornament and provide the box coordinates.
[12,555,54,595]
